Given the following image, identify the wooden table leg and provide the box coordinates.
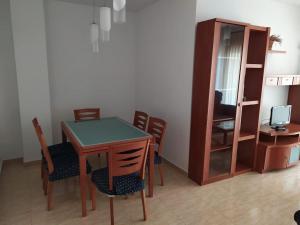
[62,128,67,143]
[148,142,154,197]
[79,155,87,217]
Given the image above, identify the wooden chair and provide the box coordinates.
[34,119,77,181]
[73,108,101,158]
[32,118,92,210]
[147,117,167,186]
[133,111,149,131]
[91,139,150,225]
[74,108,100,122]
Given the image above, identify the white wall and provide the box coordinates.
[10,0,53,162]
[45,0,137,143]
[136,0,197,171]
[196,0,300,122]
[0,0,22,160]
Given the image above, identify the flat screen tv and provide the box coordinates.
[270,105,292,130]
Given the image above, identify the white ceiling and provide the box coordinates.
[275,0,300,6]
[55,0,159,12]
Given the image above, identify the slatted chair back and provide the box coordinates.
[107,139,150,190]
[133,111,149,131]
[74,108,100,122]
[32,118,54,173]
[147,117,167,155]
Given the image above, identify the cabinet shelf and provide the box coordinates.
[239,132,256,142]
[189,19,268,185]
[211,145,232,152]
[240,100,259,106]
[246,64,263,69]
[213,115,234,122]
[235,163,252,175]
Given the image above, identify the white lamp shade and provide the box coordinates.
[113,7,126,23]
[113,0,126,11]
[90,23,99,43]
[90,23,99,53]
[100,7,111,31]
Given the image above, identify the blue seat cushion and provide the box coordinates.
[48,155,92,181]
[91,168,144,196]
[44,142,76,158]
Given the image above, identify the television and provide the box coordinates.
[270,105,292,131]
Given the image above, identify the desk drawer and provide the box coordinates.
[279,77,293,86]
[266,77,278,86]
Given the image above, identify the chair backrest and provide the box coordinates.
[133,111,149,131]
[107,139,150,191]
[147,117,167,155]
[73,108,100,122]
[32,118,54,173]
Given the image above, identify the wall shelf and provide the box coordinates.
[268,50,287,54]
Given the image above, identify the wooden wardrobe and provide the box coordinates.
[188,18,270,185]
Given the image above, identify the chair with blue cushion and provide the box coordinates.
[73,108,101,122]
[90,139,150,225]
[32,118,92,210]
[133,111,149,131]
[147,117,167,186]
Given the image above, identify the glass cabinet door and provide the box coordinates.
[208,24,245,178]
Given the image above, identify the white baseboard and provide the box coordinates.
[0,158,2,174]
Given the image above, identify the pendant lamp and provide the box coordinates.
[100,7,111,42]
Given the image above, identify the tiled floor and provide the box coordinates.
[1,158,300,225]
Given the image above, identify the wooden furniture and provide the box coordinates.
[147,117,167,186]
[73,108,100,122]
[90,139,150,225]
[133,111,149,131]
[188,18,270,185]
[265,75,300,86]
[61,117,154,217]
[288,85,300,124]
[32,118,92,210]
[256,124,300,173]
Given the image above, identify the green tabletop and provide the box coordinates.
[65,117,151,147]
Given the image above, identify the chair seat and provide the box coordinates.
[42,142,76,159]
[91,168,144,196]
[48,156,92,181]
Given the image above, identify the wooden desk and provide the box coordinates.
[256,123,300,173]
[61,117,154,217]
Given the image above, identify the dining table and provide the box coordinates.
[61,117,155,217]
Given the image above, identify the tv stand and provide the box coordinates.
[256,123,300,173]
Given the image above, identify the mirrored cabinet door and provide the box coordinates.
[208,24,245,178]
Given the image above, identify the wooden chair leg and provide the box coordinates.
[141,190,147,221]
[47,182,53,210]
[43,169,48,195]
[91,184,96,210]
[158,164,164,186]
[41,161,44,179]
[109,197,114,225]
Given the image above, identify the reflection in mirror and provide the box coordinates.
[209,24,244,178]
